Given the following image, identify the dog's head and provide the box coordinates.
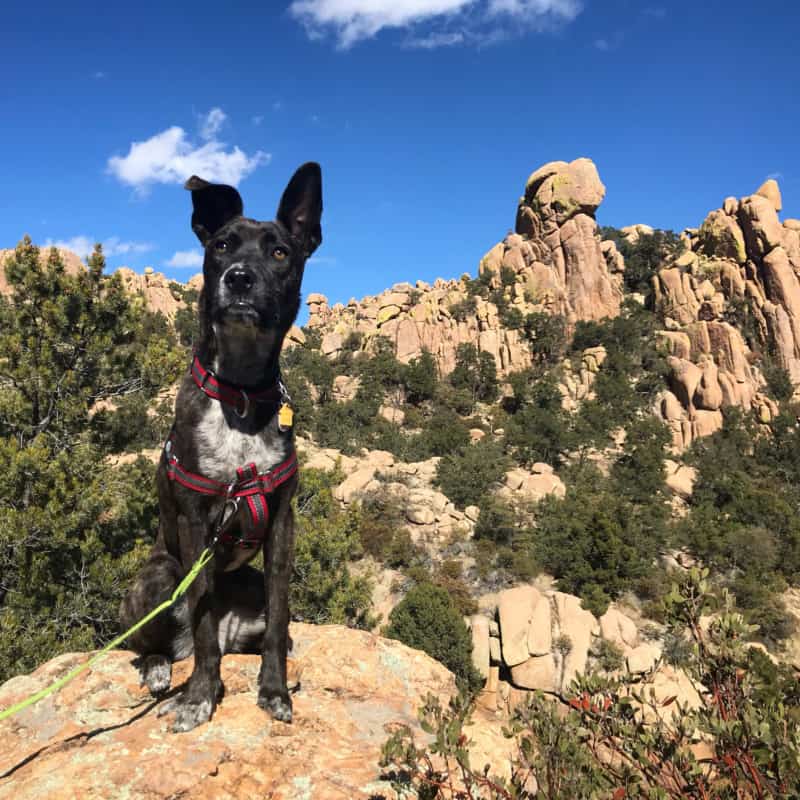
[185,163,322,344]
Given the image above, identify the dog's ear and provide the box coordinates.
[184,176,244,245]
[277,162,323,256]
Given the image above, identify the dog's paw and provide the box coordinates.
[258,691,293,723]
[139,654,172,696]
[157,693,215,733]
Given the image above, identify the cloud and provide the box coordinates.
[289,0,581,48]
[272,101,284,112]
[44,236,154,260]
[107,113,270,193]
[642,6,666,18]
[593,30,624,51]
[252,114,265,126]
[199,107,227,140]
[93,71,106,79]
[404,31,464,48]
[166,249,204,269]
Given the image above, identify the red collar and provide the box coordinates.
[190,355,283,417]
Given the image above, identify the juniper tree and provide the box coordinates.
[0,239,183,681]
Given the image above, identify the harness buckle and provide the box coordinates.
[214,496,241,538]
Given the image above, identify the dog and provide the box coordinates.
[120,162,322,732]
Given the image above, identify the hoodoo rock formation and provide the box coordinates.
[652,178,796,449]
[304,158,623,377]
[301,162,797,452]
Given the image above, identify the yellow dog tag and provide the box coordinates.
[278,403,294,431]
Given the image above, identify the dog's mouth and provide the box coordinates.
[221,299,260,323]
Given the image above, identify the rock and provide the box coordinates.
[664,461,697,499]
[497,586,542,667]
[756,178,782,212]
[552,593,598,690]
[625,642,662,674]
[738,194,784,256]
[523,158,606,225]
[333,467,377,503]
[526,594,552,657]
[0,625,456,800]
[599,607,638,649]
[510,654,557,693]
[464,505,480,523]
[489,637,501,663]
[306,292,328,305]
[470,616,491,679]
[697,210,747,264]
[321,331,343,356]
[405,504,436,525]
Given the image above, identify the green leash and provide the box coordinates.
[0,546,215,724]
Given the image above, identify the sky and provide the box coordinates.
[1,0,798,323]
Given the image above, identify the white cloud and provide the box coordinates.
[107,116,270,193]
[594,37,609,50]
[44,236,154,260]
[488,0,580,18]
[166,249,204,269]
[272,101,284,112]
[404,31,464,48]
[252,114,265,126]
[289,0,581,47]
[93,70,106,79]
[200,107,226,140]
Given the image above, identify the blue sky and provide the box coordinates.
[2,0,798,322]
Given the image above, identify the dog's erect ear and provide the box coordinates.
[277,162,323,256]
[184,175,244,245]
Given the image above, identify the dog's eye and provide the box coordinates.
[214,240,228,253]
[272,247,288,261]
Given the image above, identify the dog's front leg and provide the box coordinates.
[158,516,223,732]
[257,483,296,722]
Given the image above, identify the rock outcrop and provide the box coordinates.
[651,179,796,449]
[0,624,456,799]
[469,587,700,719]
[304,158,622,377]
[0,246,85,294]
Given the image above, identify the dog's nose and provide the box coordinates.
[224,266,254,294]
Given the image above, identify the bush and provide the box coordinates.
[449,343,498,410]
[522,312,567,367]
[291,468,374,628]
[382,570,800,799]
[383,581,482,691]
[533,465,665,616]
[599,226,684,296]
[504,373,573,466]
[402,349,437,405]
[435,439,509,510]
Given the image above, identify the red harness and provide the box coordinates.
[164,357,297,548]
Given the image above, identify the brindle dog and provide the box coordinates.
[120,163,322,732]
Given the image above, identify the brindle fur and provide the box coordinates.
[120,163,322,732]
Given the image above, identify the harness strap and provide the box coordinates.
[190,355,283,415]
[164,432,298,548]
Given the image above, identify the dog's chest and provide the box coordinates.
[195,402,286,482]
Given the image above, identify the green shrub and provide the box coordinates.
[384,581,482,691]
[382,570,800,799]
[291,468,374,627]
[402,349,437,405]
[434,439,509,510]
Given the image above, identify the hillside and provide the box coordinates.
[2,159,800,796]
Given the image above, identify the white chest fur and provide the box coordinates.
[196,401,287,482]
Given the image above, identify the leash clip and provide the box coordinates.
[235,389,250,419]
